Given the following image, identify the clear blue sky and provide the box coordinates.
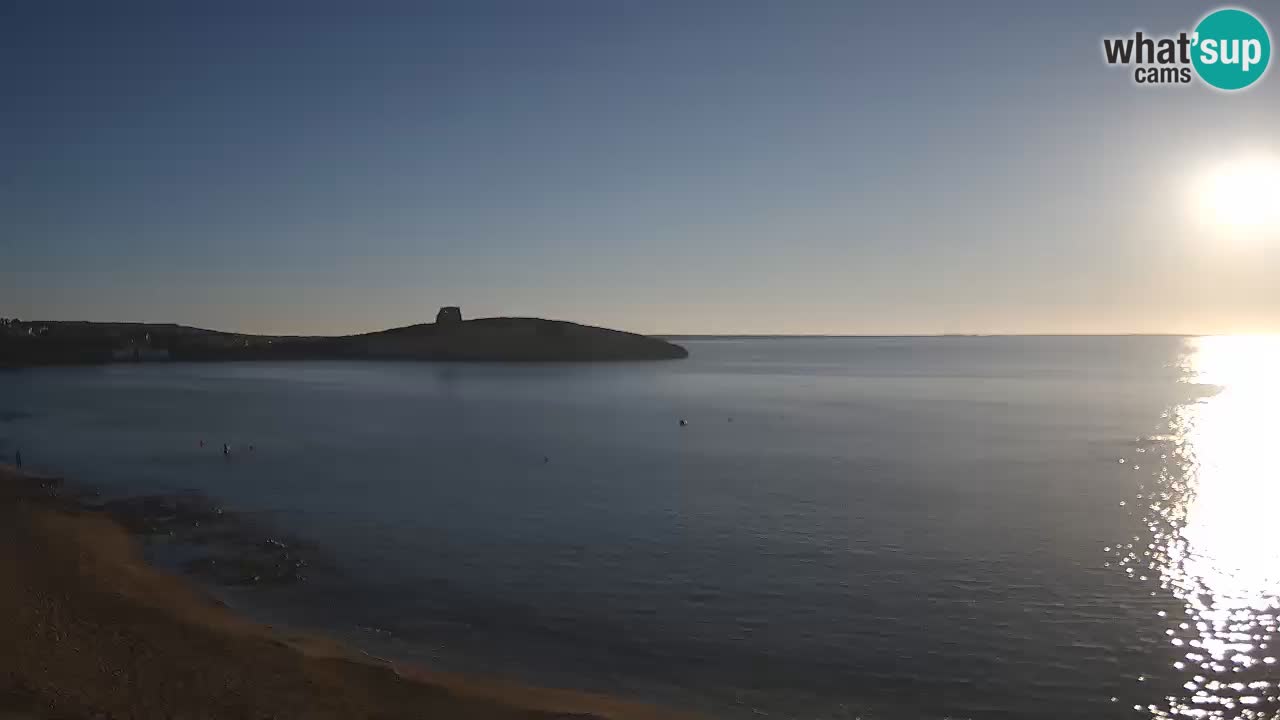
[4,1,1278,334]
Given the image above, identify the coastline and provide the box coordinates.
[0,317,689,367]
[0,464,698,720]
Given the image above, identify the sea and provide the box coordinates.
[3,336,1278,720]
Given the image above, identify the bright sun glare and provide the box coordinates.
[1195,155,1280,237]
[1137,336,1280,718]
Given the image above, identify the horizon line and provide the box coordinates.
[659,333,1218,338]
[11,319,1271,340]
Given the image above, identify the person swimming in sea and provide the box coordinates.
[222,443,230,456]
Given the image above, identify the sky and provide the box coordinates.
[3,1,1279,335]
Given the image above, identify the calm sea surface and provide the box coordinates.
[3,336,1278,719]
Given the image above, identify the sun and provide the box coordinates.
[1194,154,1280,236]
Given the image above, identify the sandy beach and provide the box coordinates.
[0,464,694,720]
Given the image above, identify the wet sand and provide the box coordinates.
[0,465,695,720]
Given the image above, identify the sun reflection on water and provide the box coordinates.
[1124,336,1280,719]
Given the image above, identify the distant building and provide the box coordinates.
[436,306,462,325]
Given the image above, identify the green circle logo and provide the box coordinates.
[1192,8,1271,90]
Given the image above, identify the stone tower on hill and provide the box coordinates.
[436,306,462,325]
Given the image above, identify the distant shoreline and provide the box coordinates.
[663,333,1196,339]
[0,316,689,367]
[0,463,697,720]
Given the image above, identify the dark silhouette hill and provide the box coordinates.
[0,315,688,366]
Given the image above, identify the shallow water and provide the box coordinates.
[3,336,1276,719]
